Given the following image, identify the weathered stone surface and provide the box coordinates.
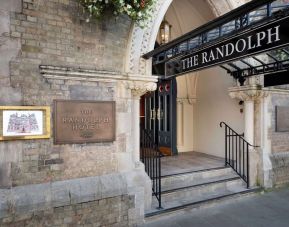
[12,183,51,214]
[0,163,12,189]
[268,92,289,185]
[0,142,23,188]
[100,173,127,198]
[0,171,150,226]
[0,0,22,12]
[271,152,289,185]
[0,194,134,226]
[69,84,114,101]
[0,0,150,225]
[0,87,22,105]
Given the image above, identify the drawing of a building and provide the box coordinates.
[7,113,39,133]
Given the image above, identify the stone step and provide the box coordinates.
[160,167,236,191]
[146,176,249,215]
[159,177,245,204]
[145,187,260,218]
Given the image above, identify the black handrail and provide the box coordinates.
[220,122,258,188]
[140,128,162,209]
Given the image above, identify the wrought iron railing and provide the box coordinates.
[140,129,162,209]
[220,122,258,188]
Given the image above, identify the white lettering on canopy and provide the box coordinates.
[181,25,281,71]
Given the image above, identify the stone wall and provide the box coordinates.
[269,92,289,186]
[7,75,122,186]
[0,195,134,227]
[0,0,153,226]
[0,0,133,187]
[0,173,139,227]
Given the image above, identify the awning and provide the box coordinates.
[143,0,289,84]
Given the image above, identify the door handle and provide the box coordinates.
[150,109,156,120]
[157,108,163,120]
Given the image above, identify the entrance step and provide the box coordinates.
[145,167,260,217]
[161,166,236,191]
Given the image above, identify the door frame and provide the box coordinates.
[141,78,178,156]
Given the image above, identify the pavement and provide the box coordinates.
[144,186,289,227]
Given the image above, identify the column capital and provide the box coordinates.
[228,85,269,101]
[125,81,157,97]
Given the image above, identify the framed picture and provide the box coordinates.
[0,106,50,141]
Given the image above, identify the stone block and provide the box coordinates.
[69,85,114,101]
[27,16,37,23]
[0,163,12,189]
[12,182,51,214]
[51,181,72,207]
[0,38,21,78]
[0,189,10,219]
[0,0,22,12]
[100,173,127,199]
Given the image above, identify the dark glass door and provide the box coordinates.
[143,91,157,143]
[143,79,177,156]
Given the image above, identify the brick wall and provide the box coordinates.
[269,92,289,185]
[11,0,131,70]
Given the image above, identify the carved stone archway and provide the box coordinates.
[125,0,249,166]
[125,0,249,78]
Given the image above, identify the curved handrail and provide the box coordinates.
[220,121,259,148]
[220,121,259,188]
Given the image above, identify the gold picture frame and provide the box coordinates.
[0,106,51,141]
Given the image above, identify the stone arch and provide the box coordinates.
[125,0,248,77]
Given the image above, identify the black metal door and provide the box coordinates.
[144,91,157,143]
[143,79,177,155]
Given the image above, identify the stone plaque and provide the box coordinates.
[276,106,289,132]
[54,100,115,144]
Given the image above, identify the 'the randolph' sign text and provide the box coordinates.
[166,15,289,77]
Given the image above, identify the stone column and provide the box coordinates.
[126,81,157,167]
[244,100,254,144]
[260,93,272,188]
[229,84,268,187]
[229,85,266,143]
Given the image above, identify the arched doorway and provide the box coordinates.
[125,0,249,165]
[127,0,289,214]
[137,0,245,161]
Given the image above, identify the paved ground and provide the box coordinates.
[145,186,289,227]
[161,152,224,176]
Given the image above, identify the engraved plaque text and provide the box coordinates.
[54,100,115,144]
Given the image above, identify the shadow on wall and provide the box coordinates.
[194,67,244,158]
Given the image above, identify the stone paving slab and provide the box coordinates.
[161,152,224,176]
[145,186,289,227]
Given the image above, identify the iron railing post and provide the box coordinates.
[225,126,228,166]
[247,144,250,188]
[158,150,162,209]
[140,128,162,209]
